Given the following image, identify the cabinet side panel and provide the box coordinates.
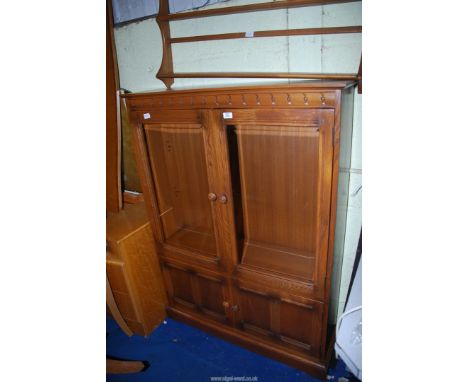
[121,223,168,335]
[329,87,355,325]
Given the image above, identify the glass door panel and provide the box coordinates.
[144,124,217,257]
[225,117,328,282]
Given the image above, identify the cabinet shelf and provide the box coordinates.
[166,226,217,256]
[242,240,315,281]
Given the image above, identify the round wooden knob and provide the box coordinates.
[208,192,217,201]
[219,194,228,204]
[222,301,230,308]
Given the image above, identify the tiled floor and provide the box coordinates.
[106,317,356,382]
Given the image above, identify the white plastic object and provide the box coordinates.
[335,259,362,380]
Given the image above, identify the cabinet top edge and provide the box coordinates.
[122,80,356,99]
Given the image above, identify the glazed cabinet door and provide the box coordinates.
[219,108,335,290]
[139,110,229,270]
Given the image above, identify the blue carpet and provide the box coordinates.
[107,317,353,381]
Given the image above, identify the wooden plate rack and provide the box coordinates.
[156,0,362,92]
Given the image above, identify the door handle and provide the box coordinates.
[218,194,228,204]
[208,192,227,204]
[208,192,217,201]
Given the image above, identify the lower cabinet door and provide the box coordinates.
[233,283,324,357]
[162,262,230,324]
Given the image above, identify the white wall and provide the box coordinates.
[113,0,362,322]
[114,0,361,91]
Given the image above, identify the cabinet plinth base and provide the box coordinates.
[167,306,331,380]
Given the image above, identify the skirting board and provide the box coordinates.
[167,306,334,380]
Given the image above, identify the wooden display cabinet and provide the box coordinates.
[123,80,355,379]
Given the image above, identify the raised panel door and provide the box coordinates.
[162,261,231,323]
[233,283,324,357]
[219,108,335,287]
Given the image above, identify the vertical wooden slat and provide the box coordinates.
[106,0,122,212]
[201,110,239,273]
[156,0,175,89]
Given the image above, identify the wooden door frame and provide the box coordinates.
[106,0,123,212]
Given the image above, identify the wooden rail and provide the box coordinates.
[159,72,358,80]
[159,0,359,21]
[171,26,362,44]
[155,0,362,92]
